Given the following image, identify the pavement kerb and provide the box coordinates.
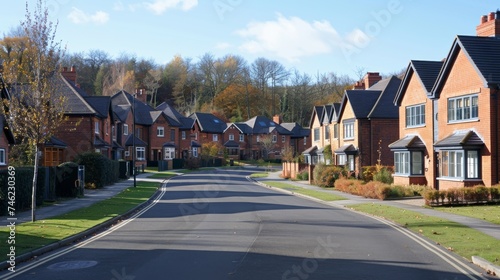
[1,174,178,272]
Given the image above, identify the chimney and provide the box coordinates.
[476,11,500,37]
[352,80,365,90]
[363,72,382,89]
[273,114,283,124]
[61,65,77,86]
[135,88,148,103]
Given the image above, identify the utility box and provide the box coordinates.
[77,165,85,196]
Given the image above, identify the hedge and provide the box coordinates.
[73,152,120,189]
[423,185,500,206]
[0,167,46,215]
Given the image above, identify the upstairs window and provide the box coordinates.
[448,95,478,123]
[343,122,354,140]
[406,104,425,127]
[313,128,320,142]
[157,126,165,137]
[95,122,100,134]
[123,124,129,135]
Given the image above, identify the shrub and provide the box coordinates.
[491,185,500,200]
[184,157,201,170]
[361,166,377,182]
[314,164,347,188]
[73,152,119,189]
[373,166,394,184]
[296,169,309,181]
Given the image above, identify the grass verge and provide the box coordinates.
[432,205,500,225]
[148,172,182,179]
[249,172,269,178]
[349,203,500,265]
[261,181,346,201]
[0,181,160,261]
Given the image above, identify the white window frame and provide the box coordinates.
[157,126,165,137]
[303,136,307,145]
[164,147,175,160]
[440,150,479,179]
[213,134,218,142]
[282,135,286,143]
[448,94,479,123]
[136,147,145,161]
[192,147,198,158]
[182,131,186,140]
[229,134,234,141]
[239,134,244,142]
[406,104,425,127]
[256,135,260,143]
[343,122,354,140]
[325,126,330,140]
[95,121,100,134]
[272,135,277,143]
[123,124,129,135]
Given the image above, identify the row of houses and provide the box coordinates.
[305,11,500,190]
[0,66,311,169]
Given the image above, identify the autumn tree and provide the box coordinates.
[1,0,67,222]
[258,134,276,161]
[214,83,261,122]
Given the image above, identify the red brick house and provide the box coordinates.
[391,60,443,188]
[391,11,500,189]
[335,75,401,177]
[41,70,114,166]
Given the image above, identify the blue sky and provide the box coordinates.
[1,0,497,79]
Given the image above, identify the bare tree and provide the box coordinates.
[1,0,67,222]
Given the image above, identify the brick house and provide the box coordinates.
[391,11,500,189]
[335,75,401,177]
[189,112,227,158]
[156,102,195,160]
[41,70,114,166]
[0,74,15,168]
[390,60,443,188]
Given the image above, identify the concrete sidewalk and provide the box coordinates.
[0,172,165,227]
[256,170,500,241]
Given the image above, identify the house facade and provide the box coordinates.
[391,11,500,189]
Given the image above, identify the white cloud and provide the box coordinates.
[145,0,198,15]
[68,7,109,25]
[236,14,346,62]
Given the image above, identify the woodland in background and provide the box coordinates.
[1,29,404,127]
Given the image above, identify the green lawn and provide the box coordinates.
[349,203,500,265]
[432,205,500,225]
[0,181,160,261]
[249,172,269,178]
[261,181,346,201]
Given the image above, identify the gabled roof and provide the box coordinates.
[85,96,111,119]
[244,115,291,135]
[338,76,400,120]
[111,90,162,126]
[58,74,95,115]
[331,103,341,123]
[281,122,310,138]
[367,76,401,119]
[334,144,358,154]
[394,60,444,106]
[339,90,381,119]
[190,112,227,133]
[156,102,194,129]
[94,135,110,147]
[124,134,147,147]
[224,140,240,148]
[308,105,324,128]
[431,35,500,98]
[322,104,333,124]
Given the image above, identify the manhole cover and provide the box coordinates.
[47,260,98,271]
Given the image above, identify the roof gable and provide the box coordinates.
[395,60,443,106]
[190,112,227,133]
[431,35,500,98]
[367,76,401,119]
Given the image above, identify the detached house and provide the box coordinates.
[41,68,114,166]
[392,11,500,189]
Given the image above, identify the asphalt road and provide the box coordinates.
[2,168,494,280]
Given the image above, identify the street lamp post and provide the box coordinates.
[132,93,136,188]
